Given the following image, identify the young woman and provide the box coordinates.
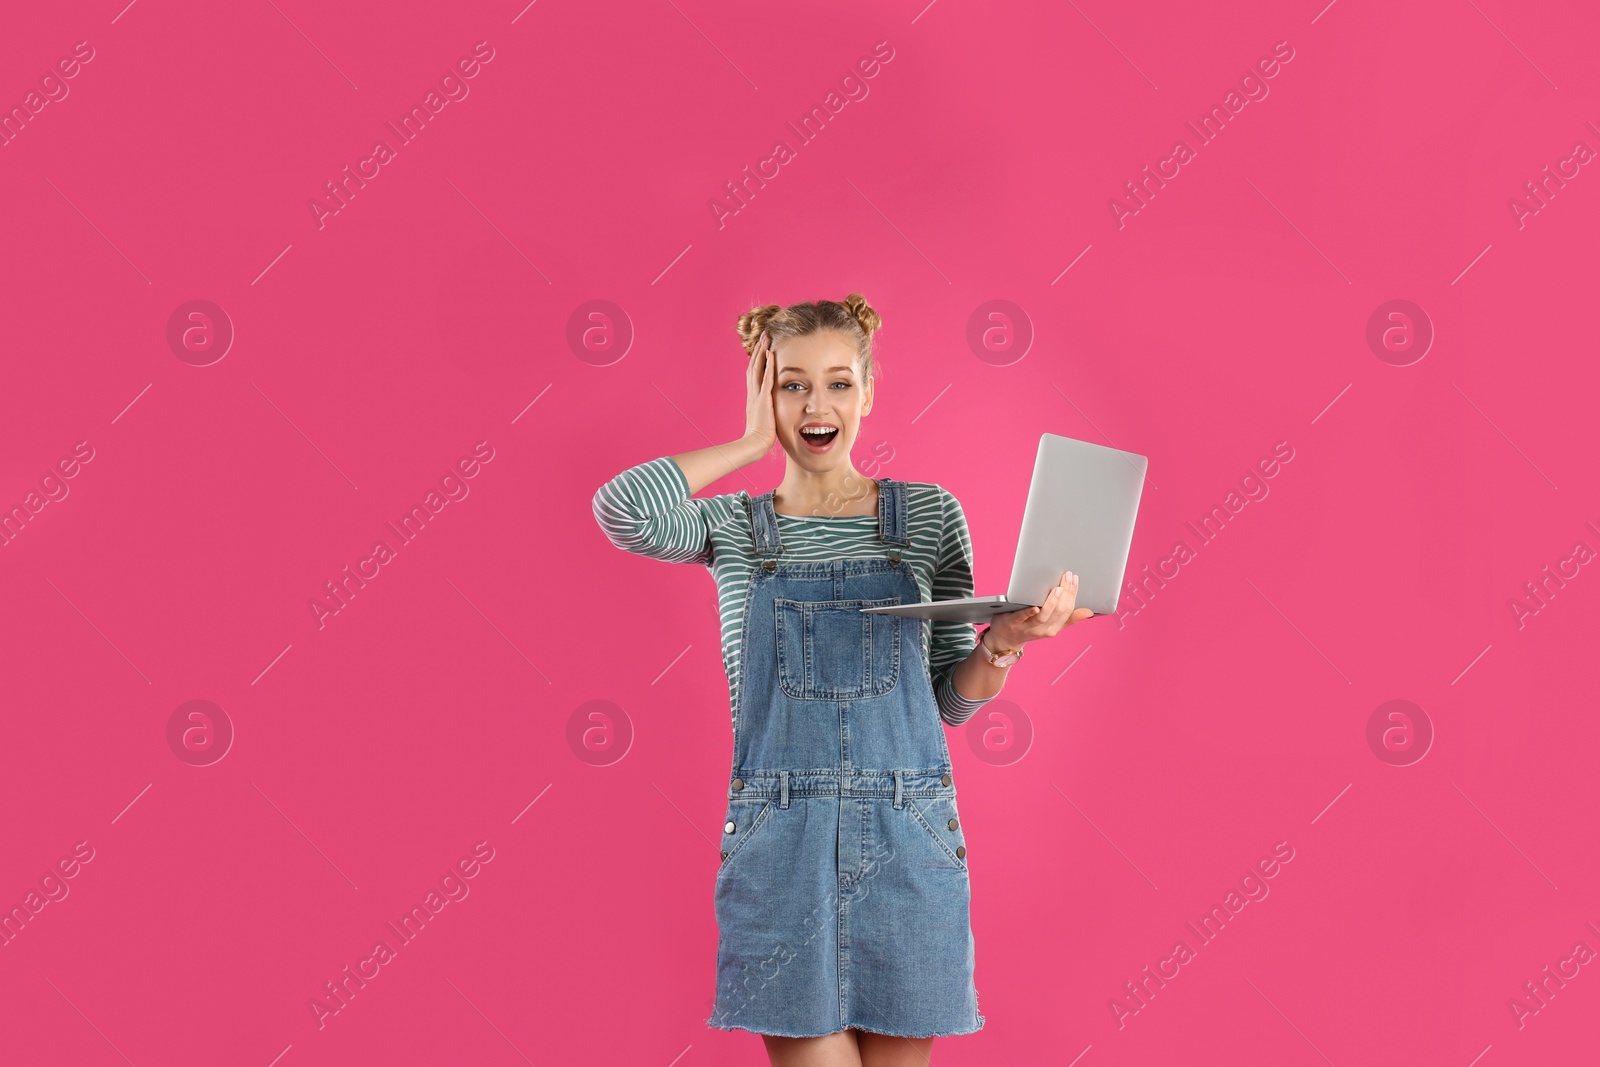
[592,295,1091,1067]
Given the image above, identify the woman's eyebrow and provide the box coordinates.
[780,365,854,373]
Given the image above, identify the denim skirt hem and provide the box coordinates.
[704,1014,986,1039]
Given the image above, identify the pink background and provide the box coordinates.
[2,0,1597,1064]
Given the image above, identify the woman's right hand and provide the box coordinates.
[743,330,777,450]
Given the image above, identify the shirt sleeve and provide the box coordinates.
[591,456,717,566]
[927,489,998,727]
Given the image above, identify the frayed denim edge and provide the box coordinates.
[705,1014,985,1039]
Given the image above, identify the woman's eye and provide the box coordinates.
[831,382,851,389]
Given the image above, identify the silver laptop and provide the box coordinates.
[862,432,1148,622]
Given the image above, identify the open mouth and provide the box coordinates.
[799,425,840,452]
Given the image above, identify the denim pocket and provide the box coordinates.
[905,795,968,871]
[774,596,902,701]
[717,797,775,877]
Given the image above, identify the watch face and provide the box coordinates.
[981,630,1020,667]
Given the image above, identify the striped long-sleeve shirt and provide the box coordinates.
[591,456,996,729]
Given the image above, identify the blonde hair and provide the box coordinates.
[735,293,882,379]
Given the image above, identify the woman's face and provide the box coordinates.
[772,330,873,470]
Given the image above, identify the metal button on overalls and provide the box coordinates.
[706,478,983,1039]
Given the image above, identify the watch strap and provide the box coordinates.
[978,626,1023,665]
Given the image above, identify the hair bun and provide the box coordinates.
[736,303,782,354]
[841,293,881,338]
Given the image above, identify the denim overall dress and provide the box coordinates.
[706,478,984,1039]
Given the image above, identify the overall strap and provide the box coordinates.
[748,480,904,568]
[746,490,783,568]
[877,478,910,550]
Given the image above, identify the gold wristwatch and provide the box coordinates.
[977,626,1023,668]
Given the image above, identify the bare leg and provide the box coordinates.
[762,1030,862,1067]
[855,1030,934,1067]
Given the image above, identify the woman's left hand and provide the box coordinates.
[987,571,1093,647]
